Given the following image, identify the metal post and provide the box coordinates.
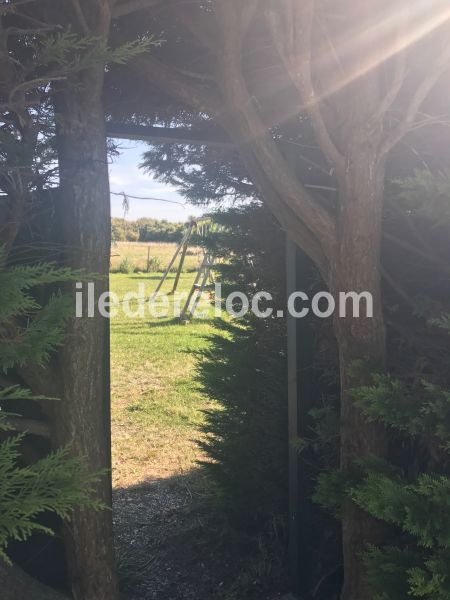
[286,236,300,596]
[286,239,318,599]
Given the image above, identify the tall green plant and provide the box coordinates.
[199,205,288,529]
[0,254,103,564]
[314,171,450,599]
[314,357,450,600]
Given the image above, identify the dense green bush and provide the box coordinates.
[117,257,135,274]
[199,204,288,530]
[313,171,450,599]
[146,256,162,272]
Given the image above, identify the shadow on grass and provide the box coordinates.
[113,316,289,599]
[111,320,215,337]
[146,315,223,330]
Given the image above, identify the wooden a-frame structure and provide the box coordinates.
[150,216,217,322]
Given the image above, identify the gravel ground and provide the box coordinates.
[113,475,287,600]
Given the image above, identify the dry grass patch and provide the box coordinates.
[110,272,223,488]
[110,241,202,273]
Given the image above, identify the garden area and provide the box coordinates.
[110,226,289,599]
[2,3,450,600]
[110,241,201,274]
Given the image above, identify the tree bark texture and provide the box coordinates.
[50,62,119,600]
[332,143,388,600]
[231,121,388,600]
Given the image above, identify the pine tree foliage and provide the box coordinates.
[352,371,450,449]
[1,18,156,261]
[0,253,85,371]
[0,11,156,586]
[352,464,450,548]
[314,171,450,599]
[198,205,288,530]
[37,30,156,75]
[0,254,103,565]
[0,438,104,565]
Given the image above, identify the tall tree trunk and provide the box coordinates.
[226,113,388,597]
[130,2,450,595]
[332,141,387,600]
[51,63,119,600]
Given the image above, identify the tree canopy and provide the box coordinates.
[2,1,450,599]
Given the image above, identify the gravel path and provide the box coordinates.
[113,475,286,600]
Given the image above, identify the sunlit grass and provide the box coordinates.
[110,271,227,488]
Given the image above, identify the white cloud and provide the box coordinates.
[108,141,203,222]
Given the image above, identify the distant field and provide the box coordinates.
[111,241,202,273]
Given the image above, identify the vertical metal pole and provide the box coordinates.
[286,236,300,596]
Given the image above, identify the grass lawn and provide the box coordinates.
[111,272,287,600]
[110,271,225,488]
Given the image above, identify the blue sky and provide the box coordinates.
[109,141,204,223]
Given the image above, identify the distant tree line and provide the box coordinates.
[111,217,186,243]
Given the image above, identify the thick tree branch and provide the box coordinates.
[240,139,329,278]
[93,0,112,35]
[371,9,409,126]
[373,57,407,126]
[171,2,215,50]
[370,14,410,131]
[214,0,336,261]
[112,0,161,18]
[381,48,450,156]
[214,0,260,52]
[266,0,346,174]
[70,0,90,34]
[132,0,335,270]
[238,0,259,43]
[132,54,220,115]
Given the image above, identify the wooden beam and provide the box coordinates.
[112,0,161,19]
[106,122,232,148]
[287,241,319,598]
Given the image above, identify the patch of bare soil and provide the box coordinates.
[113,473,287,600]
